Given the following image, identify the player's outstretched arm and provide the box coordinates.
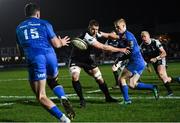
[100,31,119,40]
[92,41,130,54]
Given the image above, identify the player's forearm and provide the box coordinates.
[101,31,119,40]
[51,37,64,48]
[102,45,122,52]
[156,51,166,60]
[108,33,119,40]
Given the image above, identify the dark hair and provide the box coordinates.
[24,3,40,17]
[88,19,99,28]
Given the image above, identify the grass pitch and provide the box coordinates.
[0,62,180,122]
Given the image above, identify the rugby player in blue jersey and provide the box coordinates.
[16,3,74,122]
[105,32,129,89]
[111,18,159,104]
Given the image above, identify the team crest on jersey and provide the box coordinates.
[37,73,46,78]
[88,39,93,42]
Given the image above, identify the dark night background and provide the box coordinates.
[0,0,180,47]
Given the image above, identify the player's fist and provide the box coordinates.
[150,58,157,63]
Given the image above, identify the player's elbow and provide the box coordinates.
[161,51,167,58]
[51,37,61,48]
[163,51,167,57]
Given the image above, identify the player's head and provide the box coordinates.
[88,19,99,36]
[141,31,151,43]
[114,18,127,34]
[24,3,40,18]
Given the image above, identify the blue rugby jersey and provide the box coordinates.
[16,17,56,56]
[119,31,145,64]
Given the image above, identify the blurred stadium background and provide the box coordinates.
[0,0,180,68]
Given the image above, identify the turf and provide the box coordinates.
[0,62,180,122]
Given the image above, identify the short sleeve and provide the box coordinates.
[84,33,97,45]
[155,39,163,48]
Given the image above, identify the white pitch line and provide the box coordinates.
[86,89,102,93]
[0,75,158,82]
[0,102,14,106]
[0,78,27,82]
[70,96,180,99]
[1,95,180,99]
[86,87,114,94]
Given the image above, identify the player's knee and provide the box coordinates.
[167,77,172,82]
[38,94,47,103]
[129,83,136,89]
[94,70,102,80]
[129,77,138,89]
[69,66,80,81]
[72,73,80,81]
[47,75,59,90]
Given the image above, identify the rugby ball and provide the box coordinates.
[71,38,88,50]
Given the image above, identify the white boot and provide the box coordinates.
[60,114,71,123]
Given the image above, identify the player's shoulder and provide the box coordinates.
[38,18,52,26]
[16,19,28,31]
[151,38,161,44]
[125,30,135,40]
[79,31,97,45]
[79,31,87,38]
[125,30,134,36]
[84,32,94,42]
[151,38,159,42]
[81,31,93,39]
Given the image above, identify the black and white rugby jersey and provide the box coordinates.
[70,31,102,60]
[140,38,163,62]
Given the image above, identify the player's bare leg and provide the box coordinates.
[47,75,75,120]
[70,66,86,108]
[30,80,70,122]
[157,65,173,96]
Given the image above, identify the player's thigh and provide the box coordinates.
[157,64,168,77]
[87,67,103,80]
[69,65,81,80]
[83,59,98,76]
[121,68,132,79]
[30,79,46,98]
[127,62,145,76]
[129,73,140,88]
[88,67,99,75]
[153,59,166,74]
[28,55,47,82]
[46,53,59,78]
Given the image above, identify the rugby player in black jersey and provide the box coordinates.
[140,31,180,96]
[69,19,130,107]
